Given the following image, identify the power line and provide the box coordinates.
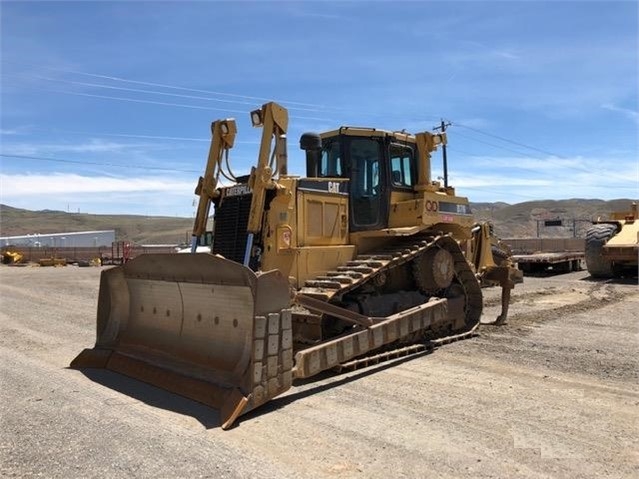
[7,84,248,113]
[2,72,337,114]
[451,129,534,157]
[449,125,617,178]
[3,153,634,203]
[2,61,632,183]
[3,124,634,187]
[446,146,483,157]
[2,61,443,124]
[4,84,342,123]
[0,153,201,173]
[2,59,342,110]
[455,122,565,158]
[442,141,636,192]
[0,63,630,160]
[13,127,259,145]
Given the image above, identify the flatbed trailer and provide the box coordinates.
[513,251,584,275]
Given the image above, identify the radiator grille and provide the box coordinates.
[212,192,252,264]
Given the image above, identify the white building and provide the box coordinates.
[0,230,116,248]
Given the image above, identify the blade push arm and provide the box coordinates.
[191,119,237,252]
[246,102,289,234]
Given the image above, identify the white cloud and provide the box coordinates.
[493,50,520,61]
[0,173,195,197]
[0,128,24,135]
[1,139,155,156]
[601,103,639,123]
[453,118,491,129]
[471,155,587,170]
[0,173,201,215]
[450,175,551,189]
[439,153,638,203]
[462,155,637,183]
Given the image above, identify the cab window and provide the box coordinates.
[389,144,415,188]
[319,140,344,177]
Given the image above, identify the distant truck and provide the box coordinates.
[585,202,638,278]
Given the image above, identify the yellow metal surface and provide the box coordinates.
[192,119,237,238]
[388,197,424,228]
[294,245,356,288]
[71,253,294,429]
[596,202,638,267]
[320,127,407,140]
[72,100,524,430]
[259,176,297,274]
[602,220,639,263]
[349,226,427,239]
[247,102,289,233]
[296,186,348,247]
[293,298,448,379]
[2,249,23,264]
[606,221,638,247]
[256,176,354,283]
[39,258,67,267]
[609,202,638,221]
[415,131,445,190]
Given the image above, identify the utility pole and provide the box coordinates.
[433,119,452,188]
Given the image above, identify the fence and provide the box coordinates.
[6,238,586,263]
[4,245,177,264]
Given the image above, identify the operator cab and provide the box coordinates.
[301,129,418,232]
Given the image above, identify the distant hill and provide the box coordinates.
[0,199,635,244]
[471,198,636,238]
[0,205,194,245]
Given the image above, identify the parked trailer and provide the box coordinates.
[513,251,584,275]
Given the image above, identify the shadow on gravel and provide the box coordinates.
[580,275,638,285]
[239,348,435,426]
[72,368,222,428]
[68,346,436,430]
[520,271,579,278]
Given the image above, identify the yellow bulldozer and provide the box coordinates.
[72,102,521,429]
[585,202,638,278]
[2,247,24,265]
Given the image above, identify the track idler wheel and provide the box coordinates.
[413,247,454,291]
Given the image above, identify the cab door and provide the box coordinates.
[347,136,389,232]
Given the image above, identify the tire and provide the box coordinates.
[585,223,617,278]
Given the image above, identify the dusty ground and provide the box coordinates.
[0,265,637,478]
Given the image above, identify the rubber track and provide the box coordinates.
[298,233,483,332]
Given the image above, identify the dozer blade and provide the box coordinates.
[71,253,293,429]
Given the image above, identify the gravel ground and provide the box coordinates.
[1,265,637,478]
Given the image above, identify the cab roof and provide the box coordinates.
[320,126,416,143]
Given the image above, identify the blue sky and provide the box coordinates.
[1,0,637,216]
